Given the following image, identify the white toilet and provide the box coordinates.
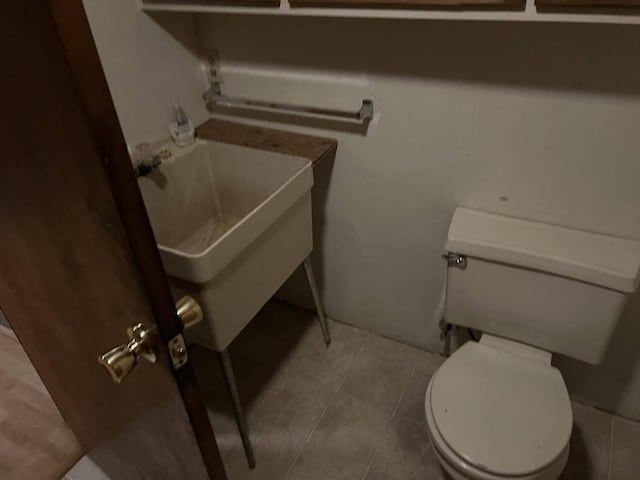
[425,208,640,480]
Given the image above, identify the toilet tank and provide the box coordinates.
[445,208,640,365]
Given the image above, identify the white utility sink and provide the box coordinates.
[138,140,314,351]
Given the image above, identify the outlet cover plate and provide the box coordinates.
[201,49,222,84]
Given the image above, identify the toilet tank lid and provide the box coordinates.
[446,208,640,293]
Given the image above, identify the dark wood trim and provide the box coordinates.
[46,2,227,478]
[143,0,281,7]
[196,118,338,167]
[289,0,524,8]
[536,0,640,6]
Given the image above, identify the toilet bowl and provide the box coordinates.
[424,335,572,480]
[426,207,640,479]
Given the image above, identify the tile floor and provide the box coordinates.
[192,300,640,480]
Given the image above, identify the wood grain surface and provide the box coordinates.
[290,0,524,8]
[197,119,338,166]
[0,326,82,480]
[536,0,640,6]
[143,0,281,7]
[0,2,224,478]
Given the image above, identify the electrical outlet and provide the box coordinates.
[201,49,222,84]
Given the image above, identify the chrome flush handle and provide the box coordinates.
[442,253,467,270]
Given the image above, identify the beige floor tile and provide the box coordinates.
[361,333,446,375]
[221,309,367,478]
[283,317,369,393]
[193,302,368,461]
[249,301,317,344]
[223,371,336,480]
[339,347,414,411]
[325,319,371,351]
[287,391,392,480]
[414,351,446,376]
[244,300,367,353]
[559,402,612,480]
[365,415,447,480]
[611,415,640,480]
[190,303,640,480]
[229,322,301,371]
[294,317,369,356]
[286,340,360,393]
[396,371,432,425]
[191,345,285,456]
[203,396,243,458]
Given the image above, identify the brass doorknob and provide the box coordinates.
[175,295,203,328]
[98,296,203,383]
[98,323,157,384]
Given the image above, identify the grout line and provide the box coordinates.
[245,316,326,423]
[608,415,615,480]
[274,298,416,355]
[247,349,301,419]
[218,321,326,461]
[568,397,640,424]
[360,366,417,480]
[281,332,371,480]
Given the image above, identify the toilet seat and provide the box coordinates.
[426,379,570,480]
[425,336,572,479]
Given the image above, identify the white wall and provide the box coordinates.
[83,4,640,420]
[82,0,207,147]
[196,16,640,419]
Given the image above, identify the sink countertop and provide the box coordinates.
[196,118,337,167]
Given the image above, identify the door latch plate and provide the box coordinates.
[168,334,189,370]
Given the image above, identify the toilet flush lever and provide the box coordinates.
[443,253,467,270]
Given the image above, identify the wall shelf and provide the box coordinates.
[140,0,640,25]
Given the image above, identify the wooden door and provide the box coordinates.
[0,1,227,479]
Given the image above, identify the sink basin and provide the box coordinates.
[138,140,314,351]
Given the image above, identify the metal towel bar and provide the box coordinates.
[203,82,374,122]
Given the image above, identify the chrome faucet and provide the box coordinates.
[130,143,161,177]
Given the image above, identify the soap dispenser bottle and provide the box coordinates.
[169,104,195,147]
